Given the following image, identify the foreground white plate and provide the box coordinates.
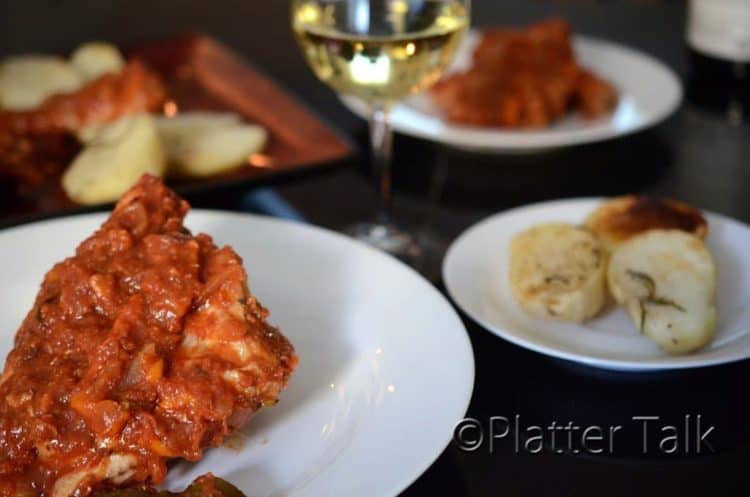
[443,199,750,371]
[342,31,682,153]
[0,211,474,497]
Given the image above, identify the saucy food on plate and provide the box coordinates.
[92,474,246,497]
[430,18,618,127]
[508,195,717,354]
[0,175,297,497]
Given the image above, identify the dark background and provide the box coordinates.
[2,1,750,496]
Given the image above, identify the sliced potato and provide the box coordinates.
[155,112,241,140]
[76,108,163,143]
[168,125,267,177]
[62,114,166,205]
[0,55,83,110]
[70,42,126,81]
[607,230,717,354]
[77,122,106,144]
[155,113,266,177]
[585,195,708,250]
[154,112,241,159]
[509,223,607,323]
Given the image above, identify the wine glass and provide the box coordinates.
[292,0,469,266]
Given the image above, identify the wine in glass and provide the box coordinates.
[292,0,469,265]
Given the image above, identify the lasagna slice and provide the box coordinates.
[0,175,297,497]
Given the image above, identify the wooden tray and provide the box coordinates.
[0,33,354,224]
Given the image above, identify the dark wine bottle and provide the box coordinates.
[685,0,750,124]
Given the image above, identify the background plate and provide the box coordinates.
[342,31,683,153]
[443,198,750,371]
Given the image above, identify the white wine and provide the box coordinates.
[290,0,468,265]
[292,0,468,103]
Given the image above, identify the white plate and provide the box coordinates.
[342,31,683,153]
[443,198,750,372]
[0,211,474,497]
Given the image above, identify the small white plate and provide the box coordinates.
[443,198,750,371]
[342,31,683,153]
[0,211,474,497]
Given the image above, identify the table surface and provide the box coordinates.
[3,1,750,496]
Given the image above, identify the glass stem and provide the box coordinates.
[369,103,394,225]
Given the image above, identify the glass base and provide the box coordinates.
[342,221,446,282]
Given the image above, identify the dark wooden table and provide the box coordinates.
[3,1,750,496]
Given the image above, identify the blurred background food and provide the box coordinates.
[0,55,84,110]
[0,41,269,206]
[155,112,267,178]
[70,42,126,81]
[430,18,618,127]
[62,112,166,204]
